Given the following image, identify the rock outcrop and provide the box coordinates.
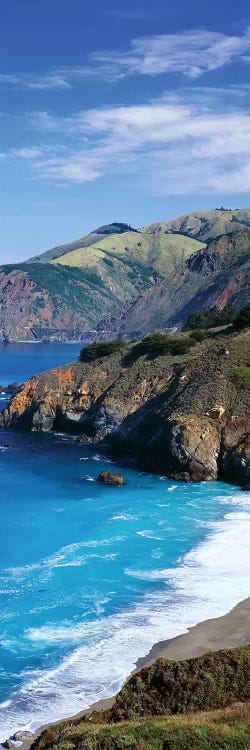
[1,331,249,485]
[97,471,126,486]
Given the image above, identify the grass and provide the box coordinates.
[52,232,204,282]
[32,704,250,750]
[229,366,250,391]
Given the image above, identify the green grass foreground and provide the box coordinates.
[32,704,250,750]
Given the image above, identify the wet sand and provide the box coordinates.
[18,595,250,750]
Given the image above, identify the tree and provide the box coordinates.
[233,303,250,331]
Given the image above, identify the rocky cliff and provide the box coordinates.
[1,330,249,485]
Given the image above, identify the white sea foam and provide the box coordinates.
[3,539,124,581]
[111,514,137,521]
[136,530,164,540]
[0,492,249,741]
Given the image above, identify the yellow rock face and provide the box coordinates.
[207,406,225,419]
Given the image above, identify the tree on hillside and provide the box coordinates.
[233,303,250,331]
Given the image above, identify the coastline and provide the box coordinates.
[19,595,250,750]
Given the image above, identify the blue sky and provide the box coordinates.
[1,0,250,262]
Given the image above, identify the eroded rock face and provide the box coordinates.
[163,417,220,482]
[221,418,250,487]
[128,416,221,482]
[97,471,126,486]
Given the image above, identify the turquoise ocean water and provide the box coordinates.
[0,344,249,739]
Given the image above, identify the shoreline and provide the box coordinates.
[18,595,250,750]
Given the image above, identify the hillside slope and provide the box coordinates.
[0,263,118,341]
[1,329,249,485]
[53,231,204,285]
[28,223,138,263]
[144,207,250,242]
[101,231,250,335]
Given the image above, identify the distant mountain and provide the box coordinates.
[1,209,250,342]
[100,230,250,335]
[0,228,204,342]
[144,208,250,242]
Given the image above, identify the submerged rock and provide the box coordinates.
[97,470,126,486]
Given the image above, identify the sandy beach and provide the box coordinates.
[18,595,250,750]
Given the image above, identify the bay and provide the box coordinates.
[0,344,249,739]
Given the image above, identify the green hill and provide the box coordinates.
[28,223,138,263]
[144,208,250,242]
[53,232,204,296]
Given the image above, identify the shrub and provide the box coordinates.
[233,303,250,331]
[79,339,125,362]
[229,366,250,391]
[111,646,250,721]
[129,332,192,359]
[189,329,207,343]
[184,305,237,331]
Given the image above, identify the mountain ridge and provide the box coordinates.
[1,208,250,342]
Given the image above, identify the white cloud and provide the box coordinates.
[20,89,250,195]
[92,28,250,79]
[1,28,250,89]
[11,147,46,159]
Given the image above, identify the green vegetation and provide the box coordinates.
[234,303,250,331]
[111,647,250,721]
[184,305,237,331]
[32,706,250,750]
[125,332,195,362]
[97,222,138,234]
[145,207,250,242]
[229,366,250,391]
[79,339,125,362]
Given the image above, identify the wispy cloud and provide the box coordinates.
[1,28,250,89]
[9,87,250,195]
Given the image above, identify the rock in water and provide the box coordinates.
[13,732,34,741]
[97,470,126,486]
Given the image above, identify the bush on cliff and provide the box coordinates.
[233,303,250,331]
[110,646,250,721]
[183,305,237,331]
[128,332,193,360]
[229,366,250,391]
[79,339,125,362]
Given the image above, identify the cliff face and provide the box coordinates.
[0,265,117,341]
[1,331,249,485]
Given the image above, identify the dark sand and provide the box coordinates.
[13,596,250,750]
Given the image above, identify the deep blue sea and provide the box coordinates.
[0,344,249,740]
